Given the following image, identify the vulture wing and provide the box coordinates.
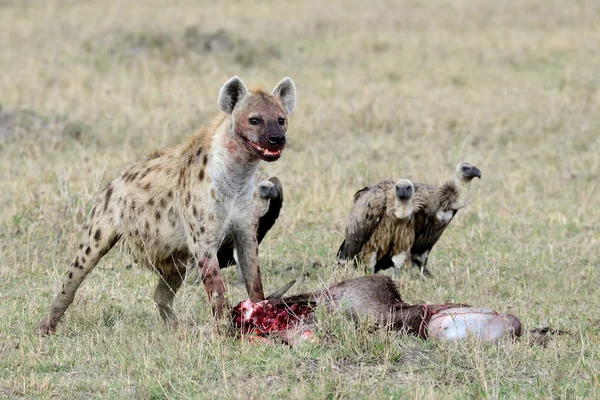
[217,243,235,269]
[410,182,441,255]
[257,176,284,244]
[412,182,439,215]
[410,180,461,271]
[337,181,391,260]
[370,184,429,273]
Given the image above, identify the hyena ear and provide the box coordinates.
[218,76,248,114]
[272,77,296,115]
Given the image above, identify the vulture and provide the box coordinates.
[336,179,423,275]
[217,176,284,269]
[372,162,481,276]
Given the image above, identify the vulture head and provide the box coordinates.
[456,162,482,181]
[451,162,481,209]
[267,176,283,200]
[392,179,415,219]
[257,180,278,217]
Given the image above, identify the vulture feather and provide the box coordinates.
[343,162,481,277]
[336,179,423,275]
[409,162,481,276]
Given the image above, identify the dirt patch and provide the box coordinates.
[0,106,88,151]
[183,27,235,54]
[184,27,281,67]
[123,31,177,56]
[84,27,280,66]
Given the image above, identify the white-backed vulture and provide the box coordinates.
[408,161,481,275]
[366,162,481,276]
[336,179,423,275]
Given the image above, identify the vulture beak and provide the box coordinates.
[469,166,482,179]
[457,162,482,180]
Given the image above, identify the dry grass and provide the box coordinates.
[1,0,599,398]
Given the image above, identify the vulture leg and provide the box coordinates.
[419,262,432,278]
[391,252,408,278]
[412,251,432,277]
[367,252,379,274]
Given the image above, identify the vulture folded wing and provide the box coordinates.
[410,182,441,254]
[337,182,390,260]
[412,182,439,215]
[257,177,284,244]
[217,245,235,269]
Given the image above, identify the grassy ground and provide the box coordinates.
[1,0,599,398]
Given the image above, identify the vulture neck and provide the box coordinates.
[452,176,472,210]
[258,198,271,217]
[392,198,413,220]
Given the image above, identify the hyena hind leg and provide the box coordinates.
[36,214,121,336]
[154,268,185,326]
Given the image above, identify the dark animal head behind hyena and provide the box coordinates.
[218,76,296,162]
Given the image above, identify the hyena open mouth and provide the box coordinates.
[243,137,283,161]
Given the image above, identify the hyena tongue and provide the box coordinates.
[266,280,297,300]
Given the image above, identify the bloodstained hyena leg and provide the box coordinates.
[199,256,227,319]
[154,268,185,326]
[234,230,265,302]
[36,214,121,336]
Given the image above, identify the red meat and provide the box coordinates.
[231,299,316,339]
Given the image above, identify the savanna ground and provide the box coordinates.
[1,0,599,398]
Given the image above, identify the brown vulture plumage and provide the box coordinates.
[217,176,284,269]
[408,161,481,276]
[336,179,424,275]
[367,162,481,276]
[340,162,481,277]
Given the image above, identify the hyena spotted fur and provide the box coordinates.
[36,76,296,335]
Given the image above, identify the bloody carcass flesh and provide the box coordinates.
[231,276,522,344]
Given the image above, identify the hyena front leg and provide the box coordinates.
[36,207,120,335]
[234,228,265,302]
[197,253,227,318]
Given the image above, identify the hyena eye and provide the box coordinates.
[249,117,260,125]
[277,118,285,126]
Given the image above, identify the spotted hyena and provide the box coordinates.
[36,76,296,335]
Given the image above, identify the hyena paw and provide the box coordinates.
[158,306,179,327]
[35,317,56,336]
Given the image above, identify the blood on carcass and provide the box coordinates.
[231,299,316,339]
[230,276,522,344]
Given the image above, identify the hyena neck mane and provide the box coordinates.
[208,116,261,199]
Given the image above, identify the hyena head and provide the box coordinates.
[218,76,296,162]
